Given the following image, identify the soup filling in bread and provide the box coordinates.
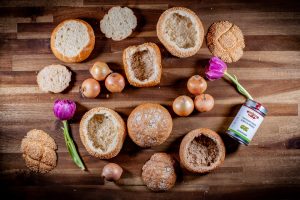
[186,134,219,167]
[130,49,154,81]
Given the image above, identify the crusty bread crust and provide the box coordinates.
[51,19,95,63]
[179,128,225,173]
[157,7,204,58]
[79,107,126,159]
[123,42,162,87]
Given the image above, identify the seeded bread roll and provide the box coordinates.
[179,128,225,173]
[79,107,126,159]
[37,64,72,93]
[127,103,172,147]
[21,129,57,173]
[142,153,176,191]
[157,7,204,58]
[100,6,137,41]
[51,19,95,63]
[123,43,162,87]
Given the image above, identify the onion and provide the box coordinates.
[89,61,112,81]
[187,75,207,95]
[80,78,101,98]
[102,163,123,182]
[105,73,125,93]
[194,94,214,112]
[172,95,194,117]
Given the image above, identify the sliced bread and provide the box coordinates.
[157,7,204,58]
[123,42,162,87]
[100,6,137,41]
[79,107,126,159]
[51,19,95,63]
[37,64,72,93]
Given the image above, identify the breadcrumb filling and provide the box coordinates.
[130,49,154,81]
[164,13,197,49]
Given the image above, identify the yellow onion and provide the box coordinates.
[172,95,194,117]
[105,73,125,93]
[194,94,214,112]
[102,163,123,182]
[80,78,101,98]
[89,61,112,81]
[187,75,207,95]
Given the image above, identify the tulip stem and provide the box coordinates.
[224,71,253,100]
[62,120,86,170]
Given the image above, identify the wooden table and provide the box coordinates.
[0,0,299,199]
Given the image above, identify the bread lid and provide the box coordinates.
[79,107,126,159]
[179,128,225,173]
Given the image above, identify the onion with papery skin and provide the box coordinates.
[105,73,125,93]
[172,95,194,117]
[90,61,112,81]
[102,163,123,182]
[80,78,101,98]
[194,94,214,112]
[187,75,207,95]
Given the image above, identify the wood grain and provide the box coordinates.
[0,0,300,199]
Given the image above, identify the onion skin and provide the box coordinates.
[194,94,214,112]
[187,75,207,95]
[105,73,125,93]
[102,163,123,182]
[80,78,101,98]
[90,61,112,81]
[172,95,194,117]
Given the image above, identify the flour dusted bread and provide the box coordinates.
[100,6,137,41]
[37,64,72,93]
[157,7,204,58]
[51,19,95,63]
[21,129,57,173]
[123,43,162,87]
[79,107,126,159]
[127,103,172,147]
[179,128,225,173]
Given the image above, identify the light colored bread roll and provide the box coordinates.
[179,128,225,173]
[37,64,72,93]
[123,42,162,87]
[157,7,204,58]
[79,107,126,159]
[127,103,172,147]
[51,19,95,63]
[100,6,137,41]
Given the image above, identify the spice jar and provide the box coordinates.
[226,99,267,145]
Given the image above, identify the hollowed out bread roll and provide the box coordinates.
[179,128,225,173]
[142,153,176,191]
[79,107,126,159]
[157,7,204,58]
[123,43,162,87]
[206,21,245,63]
[37,64,72,93]
[51,19,95,63]
[127,103,172,147]
[21,129,57,173]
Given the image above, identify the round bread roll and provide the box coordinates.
[157,7,204,58]
[21,129,57,173]
[79,107,126,159]
[37,64,71,93]
[206,21,245,63]
[179,128,225,173]
[127,103,173,147]
[51,19,95,63]
[142,153,176,191]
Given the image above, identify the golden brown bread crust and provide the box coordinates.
[50,19,95,63]
[127,103,173,147]
[123,42,162,87]
[206,21,245,63]
[142,153,176,191]
[179,128,225,173]
[79,107,126,159]
[157,7,204,58]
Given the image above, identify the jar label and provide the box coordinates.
[228,105,264,143]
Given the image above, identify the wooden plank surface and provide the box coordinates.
[0,0,300,199]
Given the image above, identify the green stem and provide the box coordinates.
[224,71,253,100]
[62,120,86,170]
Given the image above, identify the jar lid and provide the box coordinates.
[245,99,268,116]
